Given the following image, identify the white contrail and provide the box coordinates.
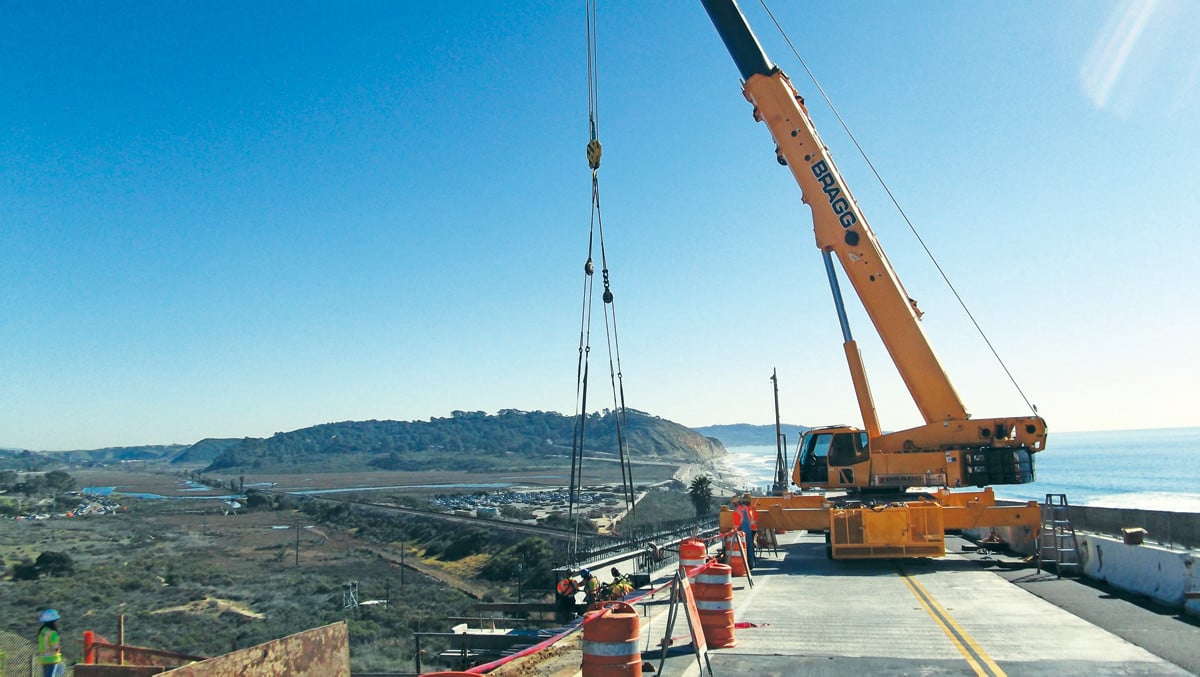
[1081,1,1156,112]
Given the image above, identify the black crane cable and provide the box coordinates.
[569,0,635,558]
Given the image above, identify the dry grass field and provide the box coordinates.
[0,476,500,672]
[1,461,687,672]
[0,496,434,666]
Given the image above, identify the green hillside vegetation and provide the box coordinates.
[0,449,47,471]
[19,445,191,466]
[2,437,301,469]
[204,409,725,473]
[71,445,188,463]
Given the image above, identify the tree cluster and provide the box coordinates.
[0,469,75,496]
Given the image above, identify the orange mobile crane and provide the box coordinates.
[703,0,1046,558]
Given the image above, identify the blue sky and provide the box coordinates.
[3,1,1197,451]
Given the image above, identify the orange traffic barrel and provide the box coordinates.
[679,537,707,578]
[694,563,737,648]
[724,532,747,577]
[581,601,642,676]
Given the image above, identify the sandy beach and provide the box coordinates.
[672,456,751,498]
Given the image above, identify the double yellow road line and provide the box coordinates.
[898,568,1006,677]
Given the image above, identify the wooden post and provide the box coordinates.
[118,614,125,665]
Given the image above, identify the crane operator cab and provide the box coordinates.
[795,427,870,489]
[795,423,1039,493]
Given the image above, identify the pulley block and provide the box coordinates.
[587,138,603,169]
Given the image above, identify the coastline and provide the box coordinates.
[717,439,1200,515]
[672,455,752,498]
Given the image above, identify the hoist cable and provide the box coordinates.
[584,175,635,516]
[570,0,600,543]
[757,0,1038,416]
[569,0,636,542]
[569,197,597,533]
[570,267,592,509]
[586,0,600,142]
[593,185,635,513]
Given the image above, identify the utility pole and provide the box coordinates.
[414,630,422,675]
[771,368,789,495]
[295,519,300,566]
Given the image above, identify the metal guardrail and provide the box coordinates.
[552,517,720,576]
[1067,504,1200,550]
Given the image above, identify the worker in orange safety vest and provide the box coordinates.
[732,493,758,569]
[555,574,579,624]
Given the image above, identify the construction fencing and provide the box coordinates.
[0,629,33,677]
[558,516,720,572]
[0,629,76,677]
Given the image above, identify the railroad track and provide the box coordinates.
[280,489,718,571]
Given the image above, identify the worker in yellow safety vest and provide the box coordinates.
[608,567,633,598]
[37,609,65,677]
[580,568,600,606]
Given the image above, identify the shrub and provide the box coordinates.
[36,551,74,577]
[441,530,488,561]
[12,558,39,580]
[243,490,273,509]
[480,537,552,587]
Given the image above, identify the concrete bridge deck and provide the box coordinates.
[631,531,1198,676]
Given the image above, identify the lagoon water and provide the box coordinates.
[723,427,1200,513]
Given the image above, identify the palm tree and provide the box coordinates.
[688,476,714,517]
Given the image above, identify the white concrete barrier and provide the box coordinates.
[1077,533,1198,618]
[963,527,1199,620]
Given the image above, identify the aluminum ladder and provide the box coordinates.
[1038,493,1082,577]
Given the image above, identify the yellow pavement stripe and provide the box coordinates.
[898,573,987,676]
[909,575,1006,677]
[899,570,1006,677]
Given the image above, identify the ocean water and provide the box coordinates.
[723,427,1200,513]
